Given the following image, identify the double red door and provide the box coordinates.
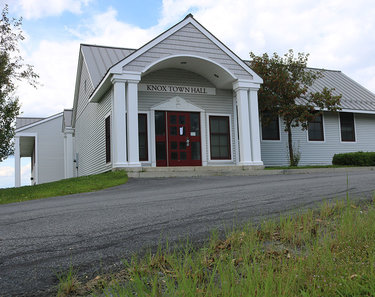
[155,111,201,166]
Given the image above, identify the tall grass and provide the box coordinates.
[61,198,375,296]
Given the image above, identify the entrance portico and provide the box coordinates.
[104,54,263,170]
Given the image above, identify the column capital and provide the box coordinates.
[233,79,261,92]
[111,72,141,84]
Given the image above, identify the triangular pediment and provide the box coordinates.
[151,96,204,112]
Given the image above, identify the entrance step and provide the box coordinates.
[124,165,265,178]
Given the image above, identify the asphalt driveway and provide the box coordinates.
[1,169,375,296]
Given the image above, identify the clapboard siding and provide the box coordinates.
[19,116,65,183]
[123,23,251,80]
[76,59,94,120]
[75,90,112,176]
[140,68,236,164]
[261,112,375,166]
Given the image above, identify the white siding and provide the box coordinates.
[261,112,375,166]
[124,23,251,80]
[19,116,65,183]
[76,59,94,119]
[75,90,112,176]
[140,68,236,164]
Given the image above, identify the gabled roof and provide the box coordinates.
[308,69,375,112]
[16,112,63,133]
[81,44,135,89]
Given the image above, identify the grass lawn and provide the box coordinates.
[265,165,355,170]
[0,170,128,205]
[58,198,375,297]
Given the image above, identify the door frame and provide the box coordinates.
[150,96,207,167]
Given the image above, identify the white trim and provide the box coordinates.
[232,96,239,165]
[150,110,156,167]
[307,113,326,143]
[151,96,204,112]
[142,54,237,80]
[16,113,63,133]
[338,112,357,143]
[260,114,282,143]
[206,113,234,163]
[16,132,38,185]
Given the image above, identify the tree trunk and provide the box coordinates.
[287,123,295,166]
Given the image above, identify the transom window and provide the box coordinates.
[340,112,355,142]
[308,113,324,141]
[261,111,280,140]
[209,116,231,160]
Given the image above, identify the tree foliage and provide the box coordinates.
[250,50,342,166]
[0,4,38,162]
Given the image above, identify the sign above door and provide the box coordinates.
[139,83,216,95]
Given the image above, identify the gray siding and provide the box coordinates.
[261,112,375,166]
[19,116,65,183]
[140,68,236,164]
[124,23,251,80]
[75,90,112,176]
[76,59,94,119]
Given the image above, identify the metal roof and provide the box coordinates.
[16,117,44,129]
[307,68,375,112]
[80,44,135,89]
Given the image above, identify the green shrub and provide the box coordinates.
[332,151,375,166]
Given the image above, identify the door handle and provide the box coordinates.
[186,137,190,147]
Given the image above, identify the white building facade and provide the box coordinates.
[14,15,375,186]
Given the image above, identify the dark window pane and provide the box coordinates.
[171,142,177,150]
[180,142,186,150]
[170,126,177,135]
[209,116,230,159]
[171,152,178,160]
[155,111,165,136]
[340,113,355,142]
[180,152,187,160]
[308,114,324,141]
[105,116,111,163]
[156,142,166,160]
[190,113,200,136]
[179,116,185,125]
[138,114,148,161]
[192,142,201,160]
[170,115,177,124]
[261,111,280,140]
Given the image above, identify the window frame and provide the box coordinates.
[138,113,149,161]
[307,113,325,142]
[105,114,111,164]
[208,114,232,161]
[339,112,356,143]
[261,111,281,141]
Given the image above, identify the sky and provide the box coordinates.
[1,0,375,188]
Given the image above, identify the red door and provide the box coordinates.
[155,111,201,166]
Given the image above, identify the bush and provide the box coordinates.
[332,151,375,166]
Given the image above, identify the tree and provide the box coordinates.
[249,50,342,166]
[0,4,38,162]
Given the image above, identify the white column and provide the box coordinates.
[127,79,141,167]
[233,96,239,165]
[64,129,74,178]
[233,82,252,165]
[249,87,263,165]
[14,136,21,187]
[150,110,156,167]
[111,76,128,168]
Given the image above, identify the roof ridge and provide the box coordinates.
[80,43,137,51]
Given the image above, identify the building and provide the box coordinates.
[14,15,375,186]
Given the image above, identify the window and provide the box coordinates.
[209,116,231,160]
[138,114,148,161]
[340,113,355,142]
[261,111,280,140]
[308,113,324,141]
[105,115,111,163]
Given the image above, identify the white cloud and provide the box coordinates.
[11,0,91,19]
[0,166,14,177]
